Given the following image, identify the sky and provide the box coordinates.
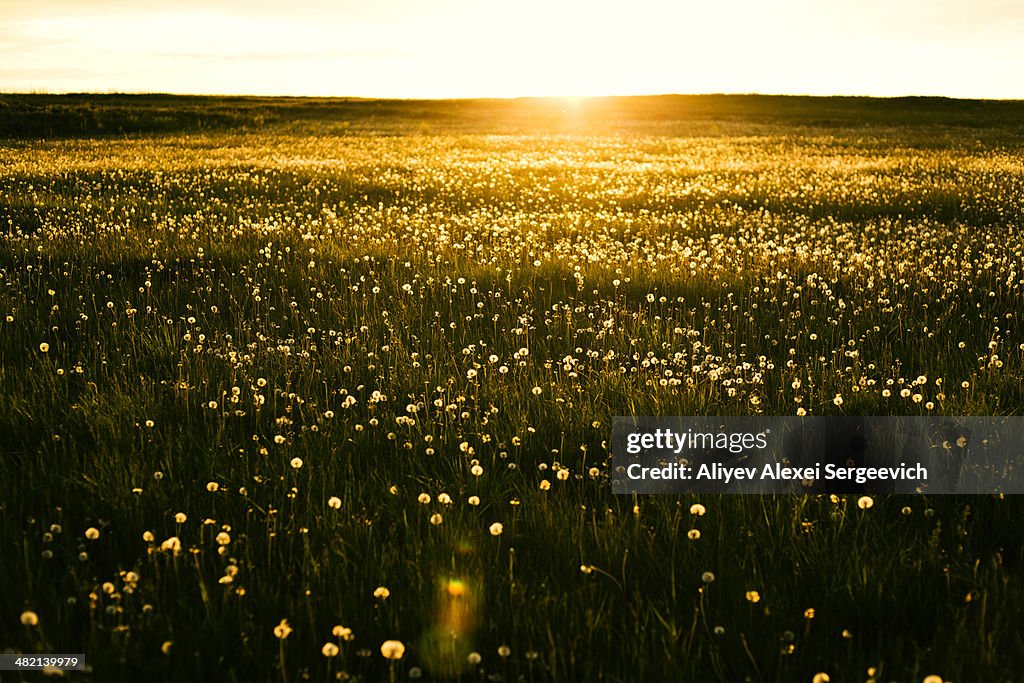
[1,0,1022,99]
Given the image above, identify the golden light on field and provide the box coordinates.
[1,0,1022,98]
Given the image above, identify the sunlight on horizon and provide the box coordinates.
[1,0,1022,99]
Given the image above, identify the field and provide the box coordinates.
[2,94,1024,682]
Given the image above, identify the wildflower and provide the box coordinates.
[689,503,706,516]
[332,625,354,640]
[328,496,342,509]
[813,674,830,683]
[468,495,480,506]
[20,610,39,626]
[273,618,292,639]
[701,571,715,583]
[174,512,187,524]
[687,529,701,540]
[380,640,405,660]
[85,527,100,540]
[39,342,50,353]
[374,586,390,599]
[322,642,339,657]
[745,590,761,603]
[497,645,511,657]
[430,513,443,525]
[417,492,431,504]
[290,457,303,469]
[857,496,874,509]
[489,522,503,536]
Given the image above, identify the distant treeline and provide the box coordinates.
[2,92,1024,139]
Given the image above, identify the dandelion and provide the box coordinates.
[489,522,504,536]
[380,640,405,660]
[701,571,715,583]
[745,590,761,603]
[39,342,49,353]
[417,492,431,504]
[467,652,482,665]
[532,386,542,395]
[206,481,219,492]
[497,645,511,657]
[857,496,874,509]
[539,479,551,490]
[804,608,815,619]
[332,625,354,640]
[274,435,285,444]
[689,503,706,516]
[470,464,483,476]
[174,512,187,524]
[374,586,391,599]
[468,495,480,506]
[161,641,173,655]
[813,674,830,683]
[273,618,292,639]
[20,610,39,626]
[322,642,339,657]
[922,676,943,683]
[832,394,843,406]
[430,513,443,525]
[328,496,342,509]
[687,529,701,540]
[290,457,303,469]
[215,531,231,545]
[85,527,100,540]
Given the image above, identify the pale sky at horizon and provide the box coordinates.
[1,0,1022,99]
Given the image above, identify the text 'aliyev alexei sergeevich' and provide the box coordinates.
[612,417,1024,494]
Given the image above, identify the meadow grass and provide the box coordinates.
[2,95,1024,682]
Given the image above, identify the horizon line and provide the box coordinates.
[2,90,1023,103]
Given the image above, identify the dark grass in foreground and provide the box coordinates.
[1,95,1024,682]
